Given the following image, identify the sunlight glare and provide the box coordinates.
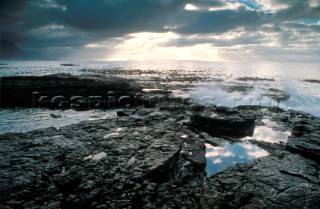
[107,32,222,61]
[185,4,198,10]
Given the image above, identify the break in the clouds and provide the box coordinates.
[0,0,319,61]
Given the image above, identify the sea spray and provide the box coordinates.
[282,81,320,116]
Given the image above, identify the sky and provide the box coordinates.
[1,0,320,62]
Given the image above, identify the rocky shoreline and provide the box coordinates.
[0,74,141,108]
[1,103,320,208]
[1,74,320,209]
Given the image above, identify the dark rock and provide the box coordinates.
[142,88,171,94]
[0,107,205,208]
[216,106,242,114]
[291,116,314,137]
[1,105,320,209]
[60,64,79,66]
[117,109,132,117]
[287,136,320,164]
[201,152,320,209]
[303,79,320,84]
[286,114,320,164]
[0,74,141,108]
[189,104,206,111]
[292,124,307,136]
[50,113,62,118]
[265,88,291,102]
[219,84,254,93]
[236,76,275,82]
[190,107,255,137]
[135,108,155,116]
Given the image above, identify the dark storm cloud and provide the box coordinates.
[187,0,225,8]
[284,22,320,33]
[171,0,319,35]
[0,0,27,20]
[2,0,191,34]
[0,0,27,42]
[267,0,320,20]
[1,0,195,58]
[0,0,319,60]
[1,0,227,40]
[63,0,184,32]
[60,0,225,34]
[174,7,270,34]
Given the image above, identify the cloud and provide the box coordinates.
[0,0,27,42]
[1,0,191,59]
[160,29,267,48]
[0,0,27,21]
[64,0,167,32]
[255,0,290,11]
[247,150,269,158]
[0,0,319,61]
[173,6,269,34]
[273,0,320,20]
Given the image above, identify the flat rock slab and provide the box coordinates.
[0,108,205,209]
[201,152,320,209]
[190,106,255,137]
[0,74,141,107]
[286,115,320,163]
[1,105,320,209]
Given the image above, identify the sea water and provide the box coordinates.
[0,60,319,134]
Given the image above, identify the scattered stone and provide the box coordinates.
[236,76,275,82]
[117,109,132,117]
[60,63,79,66]
[303,79,320,84]
[219,84,254,93]
[50,113,62,118]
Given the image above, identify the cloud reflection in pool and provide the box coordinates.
[205,141,269,176]
[252,126,290,143]
[242,118,291,144]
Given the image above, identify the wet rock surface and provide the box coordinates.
[0,105,205,209]
[201,152,320,209]
[1,104,320,209]
[190,106,256,137]
[287,114,320,164]
[0,74,141,108]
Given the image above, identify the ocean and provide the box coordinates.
[0,60,319,134]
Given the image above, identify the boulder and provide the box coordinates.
[190,107,255,137]
[286,136,320,164]
[116,109,132,117]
